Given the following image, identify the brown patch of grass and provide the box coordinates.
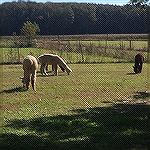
[0,103,20,111]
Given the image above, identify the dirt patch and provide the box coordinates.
[0,102,20,111]
[79,90,101,100]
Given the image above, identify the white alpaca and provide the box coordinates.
[38,54,72,76]
[22,55,38,90]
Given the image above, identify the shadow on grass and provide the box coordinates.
[1,102,150,150]
[133,91,150,99]
[126,72,136,75]
[0,86,27,94]
[37,73,67,77]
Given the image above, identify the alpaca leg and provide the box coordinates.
[23,82,28,89]
[31,81,35,90]
[51,64,55,75]
[134,62,139,73]
[41,63,47,75]
[22,76,30,90]
[43,66,48,76]
[139,63,143,73]
[52,64,55,71]
[31,72,36,91]
[40,64,44,75]
[53,64,58,76]
[45,64,48,71]
[26,82,30,90]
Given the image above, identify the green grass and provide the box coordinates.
[1,63,150,150]
[1,47,129,64]
[70,40,148,50]
[0,48,44,63]
[0,38,148,64]
[1,47,149,65]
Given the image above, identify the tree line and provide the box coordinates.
[0,1,149,36]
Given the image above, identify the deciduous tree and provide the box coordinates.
[21,21,40,47]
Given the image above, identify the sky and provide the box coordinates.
[0,0,130,6]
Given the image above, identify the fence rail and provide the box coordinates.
[0,34,149,64]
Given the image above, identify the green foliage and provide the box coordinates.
[129,0,149,5]
[21,21,40,37]
[0,2,149,35]
[21,21,40,47]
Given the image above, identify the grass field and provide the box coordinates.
[0,34,149,65]
[0,47,129,64]
[69,40,148,49]
[1,63,150,150]
[0,45,148,64]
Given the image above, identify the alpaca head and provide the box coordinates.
[66,68,72,75]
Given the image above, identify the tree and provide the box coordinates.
[0,2,148,35]
[129,0,150,60]
[129,0,149,5]
[21,21,40,47]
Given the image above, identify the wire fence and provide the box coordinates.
[0,35,148,64]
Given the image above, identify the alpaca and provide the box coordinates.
[22,55,38,90]
[38,54,72,76]
[133,53,144,74]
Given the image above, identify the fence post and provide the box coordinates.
[17,48,20,63]
[121,40,124,50]
[105,34,108,54]
[79,41,84,63]
[129,40,132,50]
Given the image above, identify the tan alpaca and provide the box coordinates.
[22,55,38,90]
[38,54,72,76]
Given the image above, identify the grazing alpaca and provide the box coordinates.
[22,55,38,90]
[38,54,72,76]
[133,53,144,74]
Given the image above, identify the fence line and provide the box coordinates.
[0,36,148,64]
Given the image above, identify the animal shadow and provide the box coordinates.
[126,72,136,75]
[0,86,27,94]
[37,72,67,77]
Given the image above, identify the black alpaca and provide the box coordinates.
[133,53,144,74]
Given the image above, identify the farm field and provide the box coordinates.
[1,63,150,150]
[69,40,148,49]
[0,39,148,50]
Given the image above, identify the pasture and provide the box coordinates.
[1,63,150,150]
[1,34,150,149]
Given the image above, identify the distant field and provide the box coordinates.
[68,40,148,50]
[1,63,150,149]
[0,34,148,50]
